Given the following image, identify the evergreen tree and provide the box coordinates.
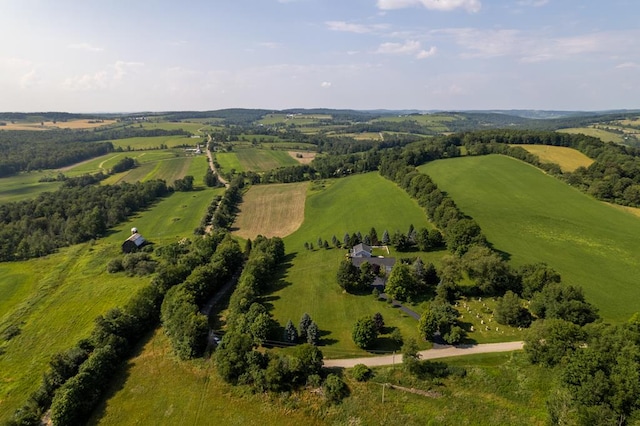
[382,229,390,245]
[299,313,312,340]
[307,321,319,345]
[369,227,379,245]
[284,319,298,343]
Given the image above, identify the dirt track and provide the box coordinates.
[323,341,524,368]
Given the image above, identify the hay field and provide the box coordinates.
[0,119,116,130]
[421,155,640,322]
[288,151,316,164]
[516,144,594,172]
[233,182,308,239]
[558,127,624,143]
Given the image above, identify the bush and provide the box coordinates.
[106,258,123,273]
[351,364,373,382]
[323,374,348,403]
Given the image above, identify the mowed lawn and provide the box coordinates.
[517,144,594,172]
[90,330,323,426]
[233,182,308,239]
[421,155,640,322]
[0,186,219,422]
[271,173,434,358]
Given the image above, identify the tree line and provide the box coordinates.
[0,127,189,177]
[0,179,170,261]
[8,231,232,425]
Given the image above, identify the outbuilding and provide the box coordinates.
[122,227,145,253]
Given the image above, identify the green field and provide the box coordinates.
[215,148,299,173]
[93,330,547,425]
[558,127,625,143]
[266,174,435,358]
[421,155,640,322]
[106,135,200,150]
[0,172,64,203]
[91,330,323,426]
[140,121,211,133]
[372,113,457,132]
[0,185,222,422]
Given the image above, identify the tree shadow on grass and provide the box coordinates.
[89,328,157,424]
[318,329,338,347]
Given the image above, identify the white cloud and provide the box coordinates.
[376,40,437,59]
[62,71,109,91]
[517,0,549,6]
[325,21,389,34]
[259,42,282,49]
[62,61,144,91]
[67,42,104,52]
[377,0,481,13]
[20,69,41,89]
[435,28,640,62]
[616,62,640,70]
[321,81,332,88]
[416,46,437,59]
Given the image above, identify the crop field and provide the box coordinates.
[288,151,317,164]
[265,174,436,358]
[106,135,199,150]
[0,172,64,203]
[516,144,594,172]
[140,121,210,133]
[258,113,332,126]
[0,184,218,422]
[0,119,116,131]
[558,127,625,143]
[216,148,299,173]
[233,182,308,239]
[90,330,324,426]
[421,155,640,322]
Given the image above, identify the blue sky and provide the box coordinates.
[1,0,638,112]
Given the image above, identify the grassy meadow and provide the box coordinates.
[215,148,299,173]
[90,330,324,426]
[421,155,640,322]
[517,144,594,172]
[267,173,436,358]
[92,330,547,425]
[0,172,64,203]
[0,184,221,422]
[106,135,200,150]
[558,127,625,143]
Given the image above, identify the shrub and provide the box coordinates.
[351,364,373,382]
[323,374,348,403]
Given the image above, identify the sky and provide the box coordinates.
[1,0,639,112]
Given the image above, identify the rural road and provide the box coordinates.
[323,341,524,368]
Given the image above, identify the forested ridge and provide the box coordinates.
[0,127,189,177]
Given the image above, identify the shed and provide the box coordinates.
[122,232,145,253]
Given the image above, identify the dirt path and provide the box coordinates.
[205,134,229,188]
[323,341,524,368]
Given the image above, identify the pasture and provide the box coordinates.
[258,113,332,126]
[0,172,63,203]
[233,182,308,239]
[516,144,594,172]
[0,185,220,422]
[215,148,299,173]
[106,135,199,150]
[268,173,436,358]
[91,330,323,426]
[558,127,625,143]
[140,121,210,133]
[421,155,640,322]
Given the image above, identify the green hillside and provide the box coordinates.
[421,155,640,322]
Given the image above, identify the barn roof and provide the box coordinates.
[125,232,145,247]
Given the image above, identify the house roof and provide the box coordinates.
[125,232,145,247]
[351,256,396,269]
[352,243,372,254]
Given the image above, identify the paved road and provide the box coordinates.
[323,341,524,368]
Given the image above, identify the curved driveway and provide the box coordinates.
[323,341,524,368]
